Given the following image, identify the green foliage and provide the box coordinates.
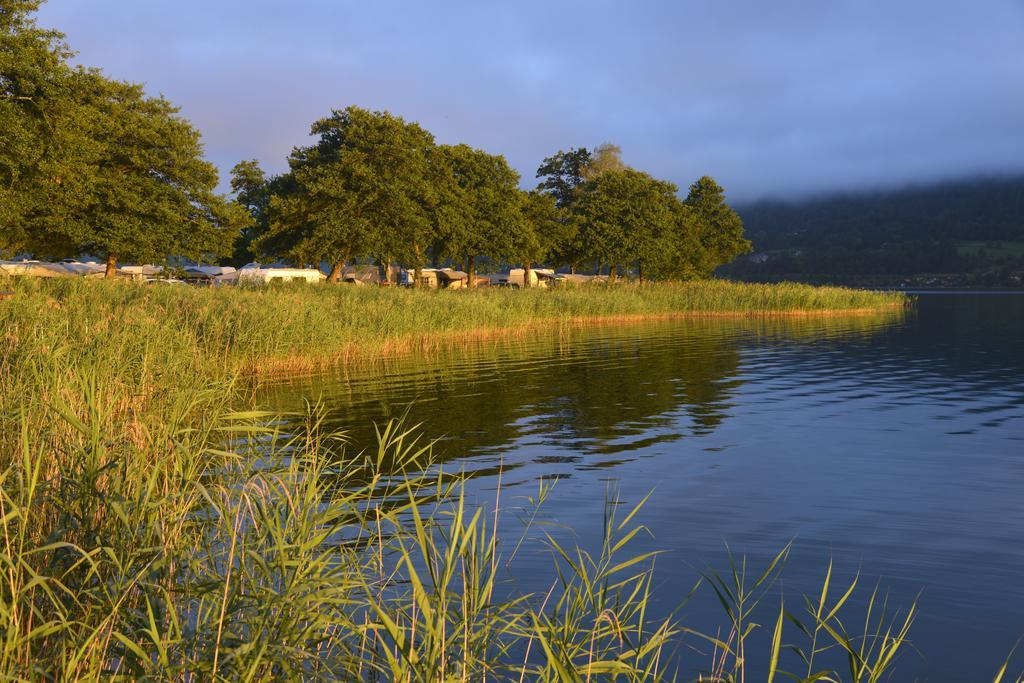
[0,0,71,251]
[572,168,680,279]
[434,143,523,277]
[256,106,438,278]
[642,200,705,281]
[727,175,1024,283]
[1,2,242,269]
[516,189,575,269]
[41,74,243,269]
[685,175,752,275]
[535,146,592,208]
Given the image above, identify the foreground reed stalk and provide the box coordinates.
[0,395,936,680]
[1,277,1019,680]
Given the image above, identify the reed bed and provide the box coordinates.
[2,277,1016,680]
[0,277,906,381]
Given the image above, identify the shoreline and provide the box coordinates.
[1,276,910,389]
[243,303,908,380]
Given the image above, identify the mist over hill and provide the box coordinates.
[724,174,1024,287]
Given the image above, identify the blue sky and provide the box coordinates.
[39,0,1024,201]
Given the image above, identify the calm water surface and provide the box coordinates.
[261,293,1023,681]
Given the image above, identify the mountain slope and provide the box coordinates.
[725,174,1024,286]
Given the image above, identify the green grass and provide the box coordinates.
[2,277,1013,681]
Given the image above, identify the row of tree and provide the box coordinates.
[232,110,751,285]
[2,1,750,282]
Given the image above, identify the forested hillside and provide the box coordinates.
[725,175,1024,286]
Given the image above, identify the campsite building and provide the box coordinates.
[507,268,556,288]
[436,269,468,289]
[118,265,164,281]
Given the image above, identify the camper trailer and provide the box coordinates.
[506,268,556,288]
[399,268,468,289]
[237,265,326,284]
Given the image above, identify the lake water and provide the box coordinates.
[260,292,1023,681]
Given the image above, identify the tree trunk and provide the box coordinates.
[609,263,617,283]
[328,261,344,282]
[570,262,577,275]
[104,254,117,279]
[467,254,476,288]
[413,245,423,288]
[637,260,644,284]
[523,260,532,289]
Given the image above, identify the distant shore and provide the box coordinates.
[727,272,1024,289]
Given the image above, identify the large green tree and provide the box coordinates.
[684,175,751,275]
[257,106,437,282]
[573,168,679,281]
[434,144,522,286]
[2,2,242,273]
[36,74,243,275]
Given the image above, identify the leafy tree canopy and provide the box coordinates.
[573,168,680,279]
[535,147,591,208]
[31,73,243,273]
[434,143,523,277]
[685,175,751,274]
[2,1,243,272]
[1,0,76,252]
[257,106,437,279]
[516,190,574,267]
